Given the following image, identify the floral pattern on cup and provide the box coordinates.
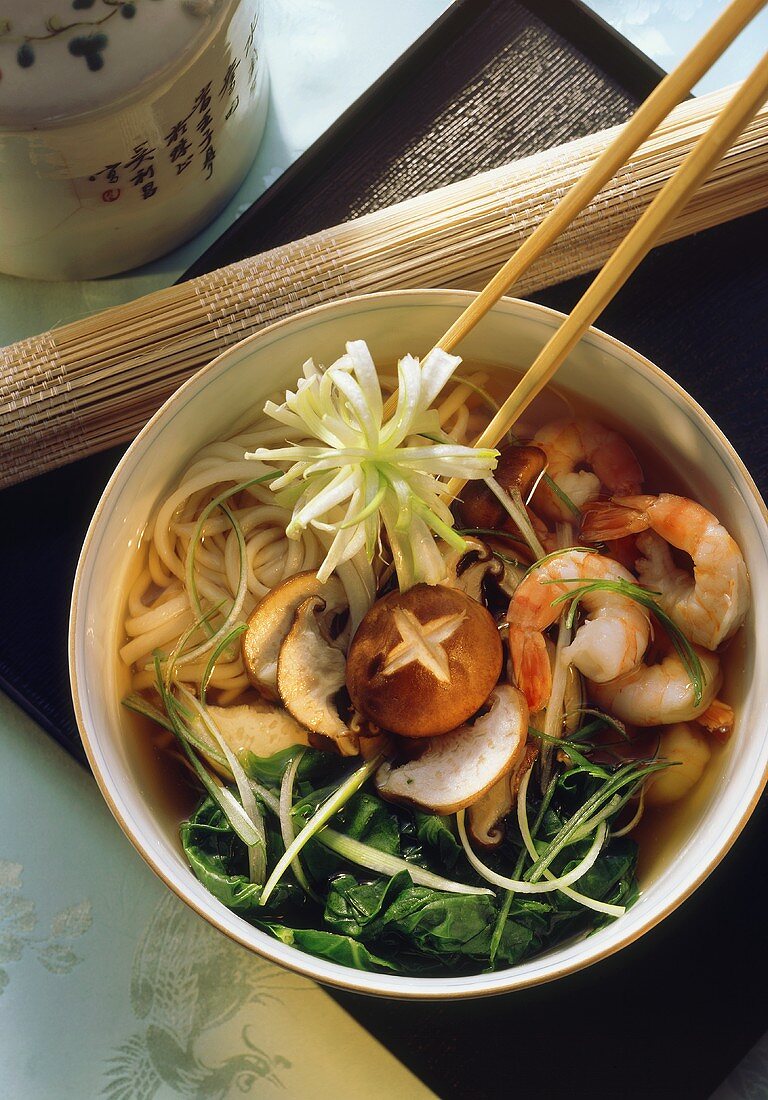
[0,0,165,72]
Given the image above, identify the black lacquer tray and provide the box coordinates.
[2,2,766,1096]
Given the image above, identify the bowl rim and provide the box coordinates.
[69,287,768,999]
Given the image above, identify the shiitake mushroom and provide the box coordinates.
[241,571,347,699]
[455,443,546,533]
[345,583,503,738]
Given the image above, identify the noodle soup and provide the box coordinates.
[118,344,749,978]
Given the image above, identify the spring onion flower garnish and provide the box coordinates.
[245,341,499,590]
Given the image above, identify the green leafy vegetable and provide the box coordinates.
[179,744,646,976]
[259,756,382,905]
[263,924,400,973]
[180,799,302,916]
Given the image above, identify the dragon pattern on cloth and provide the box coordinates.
[102,894,294,1099]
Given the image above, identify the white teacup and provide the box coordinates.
[0,0,267,280]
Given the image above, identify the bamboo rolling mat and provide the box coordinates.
[2,84,767,488]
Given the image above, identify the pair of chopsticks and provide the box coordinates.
[409,0,767,501]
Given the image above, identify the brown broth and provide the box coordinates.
[118,361,747,893]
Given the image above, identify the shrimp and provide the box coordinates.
[581,493,749,650]
[644,722,712,806]
[507,550,650,713]
[589,645,721,727]
[532,419,643,523]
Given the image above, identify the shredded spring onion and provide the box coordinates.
[611,785,647,839]
[244,342,499,591]
[259,755,382,906]
[279,749,318,899]
[158,681,261,849]
[516,768,626,918]
[200,623,248,704]
[318,829,493,896]
[457,807,608,894]
[177,501,250,668]
[481,476,546,559]
[122,693,174,734]
[179,687,267,883]
[160,602,224,687]
[525,760,669,883]
[542,472,581,518]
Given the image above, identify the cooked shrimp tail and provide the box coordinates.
[697,697,735,743]
[509,625,552,714]
[580,497,654,542]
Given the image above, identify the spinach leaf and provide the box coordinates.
[414,812,462,869]
[242,745,339,788]
[262,924,399,973]
[180,798,304,918]
[324,871,537,968]
[323,871,412,938]
[337,792,401,856]
[553,837,638,919]
[179,753,643,978]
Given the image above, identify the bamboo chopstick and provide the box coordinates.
[443,51,768,502]
[433,0,765,357]
[3,87,768,487]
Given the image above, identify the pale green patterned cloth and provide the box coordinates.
[0,693,435,1099]
[0,5,450,1095]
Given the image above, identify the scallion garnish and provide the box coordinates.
[457,809,608,894]
[259,755,382,906]
[515,768,626,917]
[244,341,499,591]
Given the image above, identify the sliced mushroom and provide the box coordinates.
[346,583,503,738]
[277,595,358,757]
[359,732,394,761]
[375,685,528,814]
[467,740,539,847]
[192,699,308,776]
[241,571,347,700]
[455,444,547,533]
[494,557,527,599]
[442,537,503,603]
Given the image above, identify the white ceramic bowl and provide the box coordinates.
[70,290,768,998]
